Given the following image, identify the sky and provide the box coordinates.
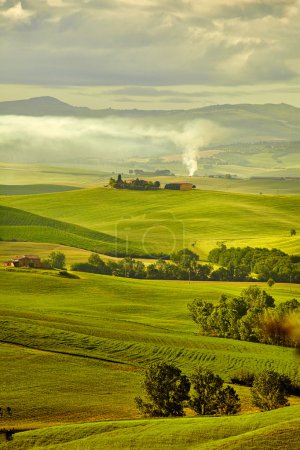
[1,0,300,109]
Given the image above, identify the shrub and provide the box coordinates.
[58,270,80,279]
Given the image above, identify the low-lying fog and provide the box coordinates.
[0,115,224,175]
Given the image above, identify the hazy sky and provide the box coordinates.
[1,0,300,109]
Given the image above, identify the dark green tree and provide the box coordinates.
[218,386,241,415]
[135,363,190,417]
[251,370,291,411]
[190,368,240,416]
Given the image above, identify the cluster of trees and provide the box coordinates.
[208,244,300,283]
[109,174,160,190]
[188,286,300,347]
[71,250,212,281]
[70,245,300,284]
[135,363,241,417]
[135,363,293,417]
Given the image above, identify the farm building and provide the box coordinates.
[4,255,42,268]
[164,182,194,191]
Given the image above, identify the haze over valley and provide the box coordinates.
[1,96,300,178]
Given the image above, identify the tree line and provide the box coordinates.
[188,285,300,347]
[70,245,300,284]
[208,244,300,283]
[71,250,212,281]
[135,362,294,417]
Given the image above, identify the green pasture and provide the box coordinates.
[0,185,81,196]
[1,407,300,449]
[1,188,299,258]
[0,162,109,188]
[147,175,300,195]
[0,270,299,427]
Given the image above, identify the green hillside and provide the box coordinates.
[2,406,300,449]
[0,269,299,427]
[1,187,299,257]
[0,185,81,196]
[0,205,133,256]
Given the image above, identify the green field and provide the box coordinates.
[0,185,81,196]
[0,177,300,448]
[2,407,300,449]
[0,163,109,188]
[0,269,299,430]
[1,187,299,258]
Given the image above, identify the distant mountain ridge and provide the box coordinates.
[1,96,300,119]
[1,96,300,144]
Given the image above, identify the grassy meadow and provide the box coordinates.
[1,187,299,258]
[0,269,299,429]
[1,407,300,449]
[0,175,300,448]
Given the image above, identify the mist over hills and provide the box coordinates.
[1,96,300,143]
[0,96,299,177]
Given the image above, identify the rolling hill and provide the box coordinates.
[0,269,299,429]
[2,409,300,449]
[1,187,299,258]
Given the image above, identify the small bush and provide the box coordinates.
[58,270,80,279]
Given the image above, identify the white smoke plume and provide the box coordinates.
[0,115,221,174]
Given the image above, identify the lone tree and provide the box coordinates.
[190,368,241,416]
[48,251,66,269]
[290,229,297,237]
[135,362,190,417]
[251,370,291,411]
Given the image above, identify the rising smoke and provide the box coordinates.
[0,115,220,174]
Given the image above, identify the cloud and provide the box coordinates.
[0,0,299,87]
[0,1,35,23]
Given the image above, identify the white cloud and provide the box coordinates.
[0,2,34,23]
[0,0,299,88]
